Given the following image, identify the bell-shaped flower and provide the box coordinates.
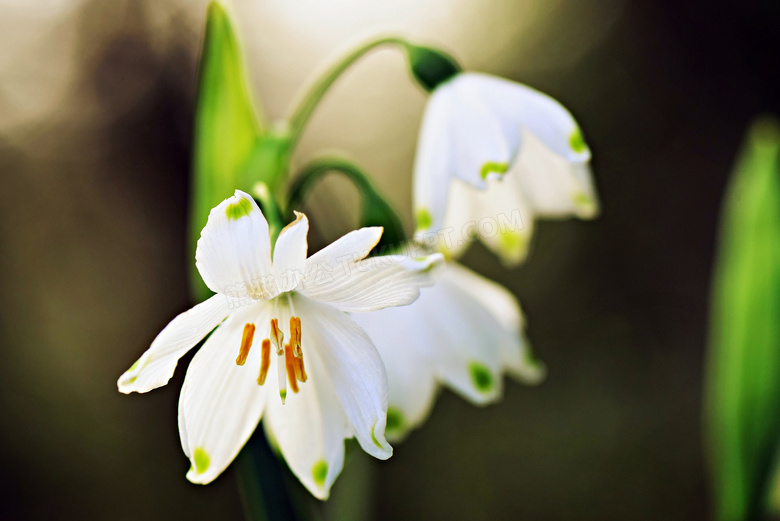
[351,260,543,441]
[118,190,443,499]
[413,72,599,265]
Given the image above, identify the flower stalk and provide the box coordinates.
[286,36,410,147]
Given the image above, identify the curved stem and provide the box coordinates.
[287,157,374,211]
[287,157,408,251]
[286,36,410,149]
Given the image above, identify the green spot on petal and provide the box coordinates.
[128,358,141,372]
[312,460,328,487]
[371,425,383,448]
[468,362,494,393]
[569,128,588,154]
[480,161,508,180]
[499,230,528,255]
[416,208,433,230]
[572,192,591,206]
[193,447,210,474]
[225,197,254,220]
[280,390,287,402]
[386,407,404,435]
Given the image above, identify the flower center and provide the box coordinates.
[236,316,307,404]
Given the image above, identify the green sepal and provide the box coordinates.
[705,117,780,521]
[405,44,461,92]
[189,1,267,301]
[287,158,407,254]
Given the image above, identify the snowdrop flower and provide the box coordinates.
[413,72,599,265]
[352,260,543,441]
[118,190,443,499]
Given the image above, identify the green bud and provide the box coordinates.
[406,44,461,92]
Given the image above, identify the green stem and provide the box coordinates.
[286,36,410,149]
[236,429,298,521]
[288,157,375,208]
[287,157,407,251]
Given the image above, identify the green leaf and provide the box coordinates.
[189,1,265,301]
[288,158,407,253]
[705,117,780,521]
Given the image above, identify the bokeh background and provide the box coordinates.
[2,0,780,519]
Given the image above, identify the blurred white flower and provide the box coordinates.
[118,190,443,499]
[352,261,543,441]
[413,72,599,265]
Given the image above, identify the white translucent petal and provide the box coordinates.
[413,82,456,235]
[445,263,544,384]
[350,308,438,441]
[302,227,383,278]
[299,250,444,313]
[263,301,348,500]
[299,227,444,312]
[179,302,271,484]
[273,211,309,293]
[195,190,278,301]
[356,262,543,440]
[463,72,591,164]
[511,131,599,218]
[439,176,535,266]
[292,294,392,460]
[448,75,513,185]
[118,294,230,394]
[402,267,506,404]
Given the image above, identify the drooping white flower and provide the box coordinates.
[351,261,543,441]
[118,190,443,499]
[413,72,599,265]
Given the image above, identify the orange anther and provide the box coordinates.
[284,343,300,393]
[257,339,271,385]
[289,316,302,357]
[236,323,255,366]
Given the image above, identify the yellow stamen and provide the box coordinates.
[257,339,271,385]
[284,343,300,393]
[290,316,302,357]
[236,323,256,366]
[270,318,284,354]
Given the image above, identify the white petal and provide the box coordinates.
[355,263,543,440]
[412,82,456,236]
[510,130,599,218]
[117,294,230,394]
[350,308,438,441]
[292,294,392,460]
[300,253,444,313]
[273,211,309,293]
[195,190,278,300]
[302,227,383,281]
[439,176,535,267]
[299,228,445,312]
[445,263,544,384]
[449,75,514,184]
[263,299,348,499]
[465,72,591,164]
[179,302,271,484]
[413,76,514,236]
[400,267,505,404]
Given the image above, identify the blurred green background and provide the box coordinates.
[2,0,780,519]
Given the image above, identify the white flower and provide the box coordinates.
[413,72,599,265]
[351,261,543,441]
[118,190,443,499]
